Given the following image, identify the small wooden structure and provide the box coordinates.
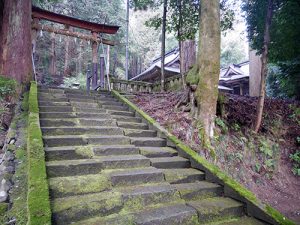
[31,6,120,90]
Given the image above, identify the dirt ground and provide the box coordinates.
[133,92,300,223]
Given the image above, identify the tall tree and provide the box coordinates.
[195,0,221,141]
[0,0,33,85]
[160,0,167,91]
[253,0,274,132]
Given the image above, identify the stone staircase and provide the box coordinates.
[38,87,266,225]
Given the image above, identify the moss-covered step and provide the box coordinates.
[73,107,107,113]
[49,174,111,198]
[204,216,266,225]
[39,112,78,119]
[41,126,123,136]
[38,93,66,99]
[173,181,223,201]
[130,137,167,147]
[150,156,190,169]
[118,121,149,130]
[43,135,130,147]
[109,167,165,186]
[72,203,199,225]
[49,167,165,197]
[38,101,71,107]
[101,104,128,111]
[133,203,199,225]
[112,115,142,123]
[46,155,150,177]
[188,197,244,223]
[162,168,205,184]
[120,183,182,210]
[93,145,140,156]
[139,146,178,158]
[78,118,116,126]
[70,102,101,108]
[52,191,123,225]
[45,146,95,161]
[38,96,68,102]
[108,110,135,116]
[123,129,157,137]
[40,118,116,127]
[39,105,73,112]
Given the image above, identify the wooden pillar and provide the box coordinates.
[91,32,98,89]
[49,31,56,77]
[78,40,84,75]
[31,18,39,56]
[99,54,105,88]
[64,25,70,76]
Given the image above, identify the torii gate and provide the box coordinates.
[31,6,120,90]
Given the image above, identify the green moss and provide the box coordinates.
[186,65,199,85]
[0,203,8,215]
[27,82,51,225]
[112,90,296,225]
[75,146,94,158]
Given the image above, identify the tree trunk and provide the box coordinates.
[253,0,273,133]
[195,0,220,140]
[0,0,32,84]
[161,0,167,92]
[181,40,196,76]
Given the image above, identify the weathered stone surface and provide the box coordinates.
[109,167,164,186]
[39,112,77,119]
[187,197,244,223]
[108,110,135,117]
[118,122,148,130]
[102,105,128,111]
[99,155,150,169]
[134,203,199,225]
[139,147,178,158]
[52,191,123,225]
[40,119,78,127]
[162,169,205,184]
[86,135,130,145]
[79,118,116,126]
[39,106,73,113]
[130,137,166,147]
[173,181,222,201]
[124,129,156,137]
[93,145,139,156]
[212,216,266,225]
[112,115,142,123]
[150,157,190,169]
[42,126,123,136]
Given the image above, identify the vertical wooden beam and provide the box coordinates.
[49,31,56,77]
[99,54,105,88]
[64,25,70,76]
[91,32,98,89]
[31,18,39,55]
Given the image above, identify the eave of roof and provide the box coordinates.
[32,6,120,34]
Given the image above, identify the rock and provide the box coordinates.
[1,193,7,202]
[5,166,14,174]
[8,138,16,145]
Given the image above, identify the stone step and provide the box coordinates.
[38,93,66,99]
[72,107,107,113]
[70,102,100,108]
[38,88,65,93]
[206,216,266,225]
[47,155,150,177]
[162,168,205,184]
[124,129,156,137]
[52,184,183,225]
[109,167,164,187]
[118,122,148,130]
[150,156,190,169]
[66,94,97,100]
[39,106,73,113]
[39,112,110,119]
[72,203,198,225]
[173,181,223,201]
[99,101,124,106]
[102,105,128,111]
[52,191,123,225]
[120,183,181,210]
[43,135,130,147]
[40,118,115,127]
[49,168,165,198]
[134,203,198,225]
[139,147,178,158]
[41,126,123,136]
[93,145,139,156]
[38,97,68,102]
[108,110,135,117]
[111,115,142,123]
[187,197,244,223]
[38,101,71,107]
[45,146,94,161]
[130,137,166,147]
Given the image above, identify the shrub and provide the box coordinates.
[0,76,17,100]
[290,150,300,176]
